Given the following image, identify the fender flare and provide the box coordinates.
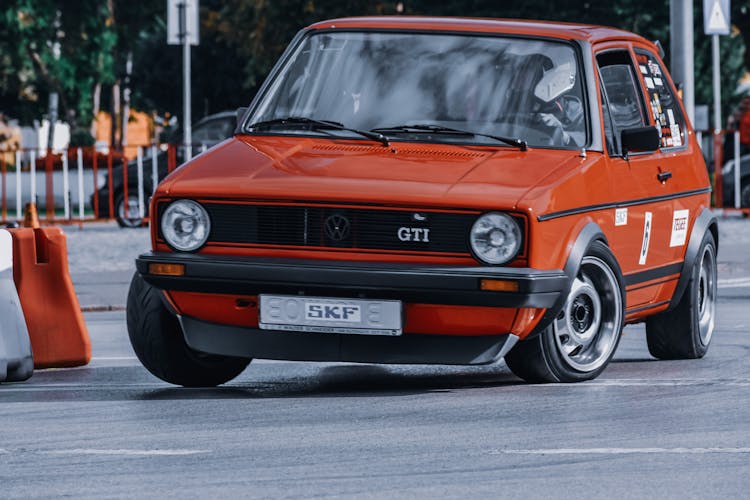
[668,208,719,310]
[530,221,614,337]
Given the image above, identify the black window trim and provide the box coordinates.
[595,46,652,159]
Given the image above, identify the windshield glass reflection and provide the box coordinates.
[250,31,587,149]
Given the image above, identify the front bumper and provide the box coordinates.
[136,252,568,309]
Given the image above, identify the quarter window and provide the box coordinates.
[634,51,686,149]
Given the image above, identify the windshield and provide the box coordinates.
[248,31,587,149]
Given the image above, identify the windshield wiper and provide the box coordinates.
[371,124,527,151]
[246,116,389,147]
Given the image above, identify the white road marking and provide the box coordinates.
[718,277,750,289]
[41,449,209,456]
[490,447,750,455]
[91,356,138,361]
[538,378,750,387]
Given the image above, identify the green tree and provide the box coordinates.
[0,0,116,135]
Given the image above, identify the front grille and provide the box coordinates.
[202,203,478,254]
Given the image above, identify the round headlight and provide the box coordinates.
[161,199,211,252]
[470,212,522,265]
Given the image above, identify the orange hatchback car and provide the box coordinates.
[128,17,718,386]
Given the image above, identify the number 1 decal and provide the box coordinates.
[639,212,652,265]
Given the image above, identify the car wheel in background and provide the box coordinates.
[115,192,144,228]
[505,241,625,383]
[646,231,717,359]
[126,273,251,387]
[742,181,750,208]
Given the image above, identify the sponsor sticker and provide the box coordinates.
[639,212,652,265]
[645,77,655,89]
[670,209,689,247]
[615,208,628,226]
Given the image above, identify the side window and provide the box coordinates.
[634,51,686,149]
[596,50,647,156]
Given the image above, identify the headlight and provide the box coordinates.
[160,199,211,252]
[470,212,522,265]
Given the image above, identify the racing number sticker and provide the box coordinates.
[670,209,689,247]
[639,212,652,265]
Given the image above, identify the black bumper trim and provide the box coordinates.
[179,315,519,365]
[136,252,568,308]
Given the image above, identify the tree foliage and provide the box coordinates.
[0,0,116,129]
[0,0,748,134]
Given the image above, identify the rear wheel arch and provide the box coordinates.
[669,208,718,310]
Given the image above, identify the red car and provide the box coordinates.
[127,17,717,386]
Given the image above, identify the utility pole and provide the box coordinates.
[180,2,192,160]
[168,0,199,161]
[122,51,132,150]
[670,0,695,124]
[46,10,62,151]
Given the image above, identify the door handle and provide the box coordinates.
[657,171,672,183]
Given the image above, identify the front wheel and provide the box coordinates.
[126,273,251,387]
[505,241,624,383]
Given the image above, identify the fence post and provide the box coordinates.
[30,149,36,207]
[734,131,741,209]
[151,145,158,195]
[137,146,144,219]
[15,150,21,219]
[77,148,84,221]
[62,150,70,220]
[122,156,129,220]
[1,152,6,222]
[107,151,114,219]
[45,148,54,220]
[92,149,99,218]
[713,132,723,207]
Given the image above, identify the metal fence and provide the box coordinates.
[0,143,207,225]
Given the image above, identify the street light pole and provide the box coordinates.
[180,1,192,160]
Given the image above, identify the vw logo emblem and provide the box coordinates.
[325,214,351,241]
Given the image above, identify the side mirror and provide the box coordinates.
[621,126,659,158]
[235,107,248,129]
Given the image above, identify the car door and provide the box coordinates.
[595,46,678,311]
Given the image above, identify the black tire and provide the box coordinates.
[126,272,251,387]
[506,241,625,383]
[646,231,717,360]
[115,192,144,228]
[741,182,750,208]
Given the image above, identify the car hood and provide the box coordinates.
[159,135,592,212]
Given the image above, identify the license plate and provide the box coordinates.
[259,295,402,336]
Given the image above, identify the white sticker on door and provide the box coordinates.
[639,212,653,265]
[615,208,628,226]
[670,209,689,247]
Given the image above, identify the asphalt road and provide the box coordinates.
[1,220,749,498]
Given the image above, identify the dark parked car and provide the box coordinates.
[94,111,236,227]
[721,153,750,208]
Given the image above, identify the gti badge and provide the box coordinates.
[398,227,430,242]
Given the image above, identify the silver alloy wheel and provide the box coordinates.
[553,255,622,372]
[697,243,717,346]
[118,194,142,227]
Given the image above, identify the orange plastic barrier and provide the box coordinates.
[8,227,91,368]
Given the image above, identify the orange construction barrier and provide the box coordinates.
[7,227,91,368]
